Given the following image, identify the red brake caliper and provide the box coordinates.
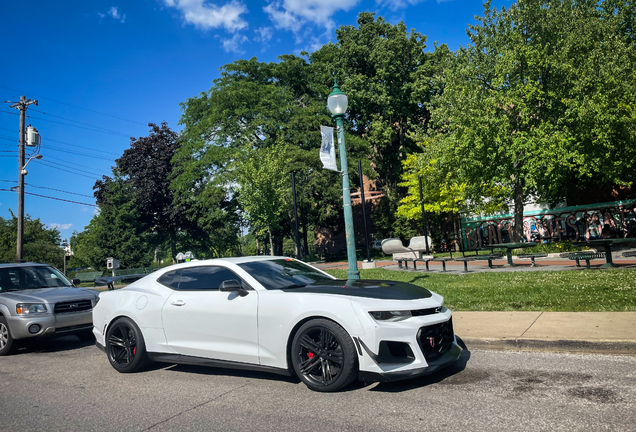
[307,352,314,359]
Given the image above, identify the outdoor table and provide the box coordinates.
[483,242,537,267]
[576,238,636,268]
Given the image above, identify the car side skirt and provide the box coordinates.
[358,344,462,383]
[147,353,293,377]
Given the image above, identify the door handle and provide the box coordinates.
[171,300,186,306]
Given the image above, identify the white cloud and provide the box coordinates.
[164,0,248,32]
[376,0,424,10]
[49,223,74,231]
[264,0,360,34]
[254,27,273,43]
[108,6,126,23]
[222,33,249,53]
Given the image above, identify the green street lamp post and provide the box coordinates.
[328,81,360,280]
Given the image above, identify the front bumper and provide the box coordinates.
[358,343,461,382]
[5,310,93,340]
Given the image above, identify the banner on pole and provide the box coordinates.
[320,126,338,171]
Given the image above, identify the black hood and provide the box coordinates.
[281,279,432,300]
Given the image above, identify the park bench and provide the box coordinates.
[471,254,504,269]
[622,250,636,258]
[453,256,475,272]
[517,253,548,267]
[431,257,453,272]
[73,271,104,285]
[560,252,606,269]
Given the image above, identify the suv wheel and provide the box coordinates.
[0,316,15,356]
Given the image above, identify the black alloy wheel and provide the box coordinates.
[106,317,148,373]
[291,319,357,392]
[0,316,15,356]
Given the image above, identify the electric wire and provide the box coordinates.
[0,188,96,206]
[0,136,116,161]
[0,179,94,198]
[30,108,136,137]
[40,156,111,176]
[37,161,103,180]
[0,126,121,156]
[0,85,147,126]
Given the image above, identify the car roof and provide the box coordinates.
[0,262,50,268]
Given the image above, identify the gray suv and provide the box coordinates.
[0,262,100,355]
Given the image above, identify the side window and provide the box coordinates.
[157,270,180,290]
[177,266,243,291]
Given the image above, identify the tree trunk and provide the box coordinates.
[301,206,308,258]
[267,224,274,256]
[513,181,525,242]
[169,233,177,264]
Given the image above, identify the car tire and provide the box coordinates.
[76,330,95,342]
[291,319,358,392]
[105,317,148,373]
[0,316,15,356]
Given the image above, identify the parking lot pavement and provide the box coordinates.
[1,336,636,432]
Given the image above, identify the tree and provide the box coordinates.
[310,13,451,235]
[414,0,636,240]
[0,211,64,268]
[175,56,353,251]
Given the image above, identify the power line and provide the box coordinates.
[30,108,136,137]
[0,126,121,156]
[0,136,117,161]
[37,161,102,180]
[40,156,111,176]
[0,85,147,126]
[23,114,131,137]
[0,189,96,206]
[0,179,94,198]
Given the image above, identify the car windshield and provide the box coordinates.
[0,266,73,292]
[238,259,334,290]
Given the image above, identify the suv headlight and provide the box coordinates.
[369,310,412,322]
[16,303,48,314]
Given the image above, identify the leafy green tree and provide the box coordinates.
[74,178,154,270]
[175,56,353,251]
[413,0,636,240]
[0,211,64,268]
[310,12,451,235]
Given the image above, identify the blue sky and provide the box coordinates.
[0,0,512,243]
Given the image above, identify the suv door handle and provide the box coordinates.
[171,300,186,306]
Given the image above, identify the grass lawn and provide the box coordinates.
[326,268,636,312]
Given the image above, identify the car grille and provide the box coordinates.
[416,318,454,362]
[411,307,441,317]
[54,299,92,314]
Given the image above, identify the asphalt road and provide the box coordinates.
[1,337,635,432]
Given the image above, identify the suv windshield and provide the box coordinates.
[238,259,334,290]
[0,266,73,292]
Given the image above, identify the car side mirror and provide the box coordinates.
[219,279,248,297]
[72,278,81,286]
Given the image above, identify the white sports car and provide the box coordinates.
[93,257,461,392]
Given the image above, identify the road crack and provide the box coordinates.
[519,311,543,338]
[142,383,250,430]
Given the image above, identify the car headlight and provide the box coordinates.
[369,310,412,322]
[16,303,48,314]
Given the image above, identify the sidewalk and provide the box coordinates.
[453,311,636,356]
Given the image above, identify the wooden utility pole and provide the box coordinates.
[8,96,38,261]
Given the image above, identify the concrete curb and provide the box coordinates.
[460,337,636,356]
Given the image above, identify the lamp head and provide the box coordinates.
[327,80,348,116]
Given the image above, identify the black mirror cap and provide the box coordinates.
[72,278,81,286]
[220,279,248,296]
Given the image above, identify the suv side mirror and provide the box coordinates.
[72,278,81,286]
[219,279,248,297]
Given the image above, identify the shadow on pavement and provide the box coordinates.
[13,335,96,355]
[369,336,472,393]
